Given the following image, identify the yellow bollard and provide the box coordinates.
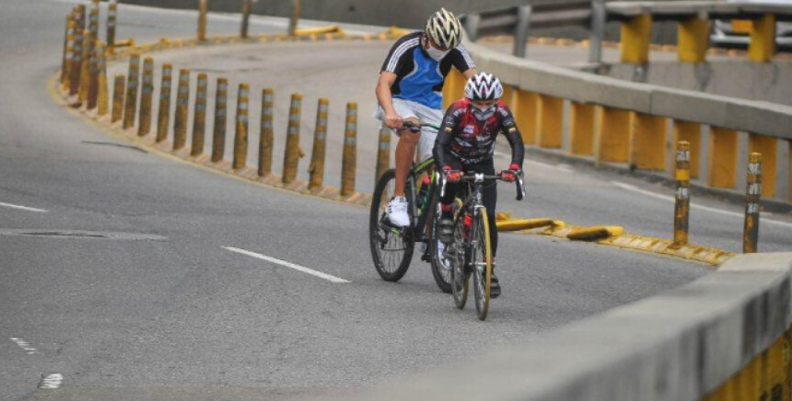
[173,69,190,150]
[513,89,538,145]
[86,46,99,111]
[62,14,74,86]
[678,16,710,63]
[672,120,701,178]
[211,78,228,162]
[137,57,154,136]
[69,26,84,97]
[233,83,250,170]
[282,93,303,184]
[308,98,329,191]
[375,127,391,185]
[156,64,173,143]
[241,0,252,39]
[197,0,208,42]
[621,14,652,64]
[442,67,466,109]
[258,88,274,176]
[111,74,125,123]
[63,20,76,93]
[96,42,109,116]
[707,127,739,189]
[341,102,358,197]
[191,73,208,156]
[88,0,99,55]
[537,94,563,148]
[629,113,666,171]
[78,29,92,106]
[569,102,595,156]
[744,152,762,253]
[673,141,691,247]
[749,134,777,197]
[122,52,141,130]
[749,14,776,62]
[107,0,117,54]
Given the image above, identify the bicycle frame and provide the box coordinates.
[406,157,439,243]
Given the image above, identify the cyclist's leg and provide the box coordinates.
[377,99,420,197]
[412,101,443,164]
[437,158,462,243]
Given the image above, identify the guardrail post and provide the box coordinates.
[308,98,329,191]
[620,14,651,64]
[537,95,563,148]
[678,16,710,63]
[595,106,630,163]
[241,0,252,39]
[78,29,91,106]
[672,120,701,178]
[69,25,83,97]
[513,89,538,145]
[442,68,466,110]
[569,102,595,156]
[673,141,691,247]
[258,88,274,176]
[588,0,605,64]
[630,113,666,171]
[233,83,250,170]
[156,64,173,143]
[111,74,125,123]
[282,93,303,184]
[341,102,358,197]
[743,152,762,253]
[375,127,391,185]
[96,42,109,116]
[748,134,777,197]
[749,14,776,62]
[513,6,531,58]
[173,69,190,150]
[137,57,154,136]
[289,0,300,36]
[707,127,738,189]
[211,78,228,162]
[191,73,208,156]
[198,0,208,42]
[86,44,99,111]
[122,52,141,130]
[107,0,117,54]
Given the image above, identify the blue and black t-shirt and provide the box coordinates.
[380,32,476,110]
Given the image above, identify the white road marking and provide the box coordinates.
[612,181,792,229]
[10,337,37,354]
[39,374,63,390]
[224,247,350,283]
[0,202,47,213]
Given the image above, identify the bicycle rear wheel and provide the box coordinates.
[369,169,415,282]
[472,208,493,321]
[450,210,469,309]
[430,196,463,294]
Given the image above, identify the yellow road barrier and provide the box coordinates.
[707,127,738,189]
[69,25,83,97]
[513,90,538,145]
[96,42,109,116]
[678,16,710,63]
[341,102,358,197]
[173,68,190,150]
[294,25,341,36]
[673,141,691,247]
[62,20,76,92]
[86,44,99,111]
[569,101,595,156]
[122,52,140,130]
[78,29,91,106]
[621,14,651,64]
[191,73,208,156]
[233,83,250,170]
[749,14,776,62]
[211,77,228,162]
[630,113,666,171]
[749,133,777,197]
[386,26,412,38]
[197,0,208,42]
[496,218,555,232]
[156,64,173,143]
[62,14,74,87]
[107,0,117,54]
[375,127,391,185]
[111,73,124,123]
[308,98,329,191]
[258,88,274,176]
[537,94,563,148]
[282,93,303,184]
[88,0,99,56]
[672,120,701,178]
[744,152,762,253]
[566,226,624,241]
[596,106,630,163]
[137,57,154,136]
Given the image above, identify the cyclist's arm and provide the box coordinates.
[376,72,401,129]
[433,107,459,169]
[499,106,525,168]
[449,45,478,79]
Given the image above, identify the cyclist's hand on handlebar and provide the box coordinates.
[501,163,522,183]
[442,165,462,183]
[384,112,402,130]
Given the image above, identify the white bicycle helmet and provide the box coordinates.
[465,72,504,101]
[425,8,462,49]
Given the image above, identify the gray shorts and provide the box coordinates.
[374,98,443,162]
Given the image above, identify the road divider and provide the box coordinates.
[111,73,124,123]
[211,77,228,162]
[308,98,329,192]
[191,73,208,157]
[673,141,691,246]
[156,64,173,142]
[282,93,303,186]
[122,53,140,130]
[173,68,190,150]
[137,57,154,136]
[341,103,358,198]
[233,83,250,170]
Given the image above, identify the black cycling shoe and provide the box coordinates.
[437,218,454,243]
[490,272,501,299]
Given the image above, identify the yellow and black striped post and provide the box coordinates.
[137,57,154,136]
[107,0,118,54]
[122,52,141,130]
[673,141,691,247]
[282,93,303,184]
[173,69,190,150]
[111,73,125,123]
[62,19,76,92]
[69,25,84,96]
[191,73,208,156]
[156,64,173,143]
[341,102,358,197]
[375,127,391,184]
[258,88,274,176]
[241,0,252,39]
[88,0,100,55]
[197,0,208,42]
[744,152,762,254]
[233,83,250,170]
[78,29,92,106]
[308,98,329,191]
[211,77,228,162]
[96,42,109,116]
[62,14,74,86]
[86,46,99,110]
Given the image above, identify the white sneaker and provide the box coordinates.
[386,196,410,228]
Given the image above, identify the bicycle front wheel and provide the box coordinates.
[450,210,470,309]
[472,208,493,321]
[369,169,415,282]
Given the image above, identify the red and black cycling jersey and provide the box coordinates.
[433,98,525,167]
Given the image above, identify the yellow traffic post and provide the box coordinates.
[69,26,83,96]
[537,94,563,148]
[569,101,595,156]
[137,57,154,136]
[258,88,275,176]
[673,141,691,247]
[63,20,76,93]
[107,0,117,54]
[111,74,125,123]
[211,78,228,162]
[156,64,173,143]
[678,16,710,63]
[88,0,99,56]
[308,98,329,191]
[282,94,304,184]
[749,14,776,62]
[596,106,630,163]
[748,133,777,197]
[672,120,701,178]
[78,29,91,106]
[743,152,762,253]
[122,52,140,130]
[513,89,538,145]
[621,14,652,64]
[96,42,109,116]
[233,83,250,170]
[62,14,74,86]
[86,46,99,110]
[197,0,208,42]
[629,113,666,171]
[375,127,391,184]
[707,127,739,189]
[241,0,252,39]
[442,68,466,109]
[191,73,208,156]
[341,102,358,197]
[173,69,190,150]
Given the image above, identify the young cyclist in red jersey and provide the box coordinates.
[433,72,525,298]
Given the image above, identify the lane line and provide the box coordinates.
[10,337,37,354]
[39,374,63,390]
[223,247,350,283]
[612,181,792,229]
[0,202,47,213]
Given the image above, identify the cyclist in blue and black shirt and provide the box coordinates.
[375,8,478,228]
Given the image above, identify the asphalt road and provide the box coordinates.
[0,1,773,400]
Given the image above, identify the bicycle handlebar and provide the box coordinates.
[439,171,526,201]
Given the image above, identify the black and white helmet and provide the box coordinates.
[464,72,504,101]
[425,8,462,49]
